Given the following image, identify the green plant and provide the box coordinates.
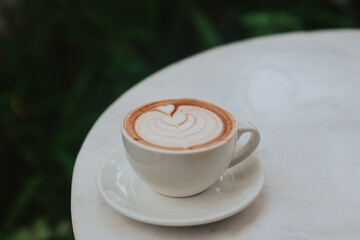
[0,0,358,239]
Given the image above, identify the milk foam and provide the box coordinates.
[134,105,224,149]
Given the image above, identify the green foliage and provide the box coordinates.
[0,0,358,239]
[8,218,72,240]
[241,11,303,36]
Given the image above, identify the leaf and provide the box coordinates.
[241,11,303,36]
[188,5,222,48]
[3,176,42,231]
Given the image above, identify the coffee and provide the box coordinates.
[123,98,236,150]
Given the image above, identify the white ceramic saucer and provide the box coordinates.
[96,147,264,226]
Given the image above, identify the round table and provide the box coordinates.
[71,30,360,239]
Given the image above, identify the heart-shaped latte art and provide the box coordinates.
[134,104,224,149]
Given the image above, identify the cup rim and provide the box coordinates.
[121,124,236,154]
[121,98,237,154]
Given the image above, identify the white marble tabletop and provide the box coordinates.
[71,30,360,239]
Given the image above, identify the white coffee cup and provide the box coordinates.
[121,110,260,197]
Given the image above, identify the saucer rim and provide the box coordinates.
[96,147,265,226]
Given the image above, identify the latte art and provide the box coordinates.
[124,98,236,150]
[135,105,223,149]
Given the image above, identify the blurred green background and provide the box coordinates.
[0,0,359,239]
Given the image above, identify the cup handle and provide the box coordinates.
[228,121,260,168]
